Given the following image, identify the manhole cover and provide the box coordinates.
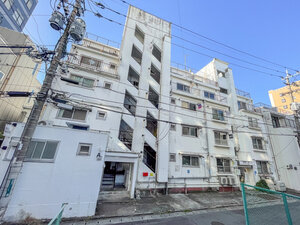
[211,222,224,225]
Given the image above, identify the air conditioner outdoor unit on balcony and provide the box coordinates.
[219,176,228,185]
[228,177,236,185]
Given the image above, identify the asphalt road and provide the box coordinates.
[113,209,245,225]
[113,201,300,225]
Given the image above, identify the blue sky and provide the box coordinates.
[24,0,300,105]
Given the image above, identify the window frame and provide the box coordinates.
[237,101,247,110]
[96,110,107,120]
[104,81,112,89]
[25,140,59,162]
[252,137,264,150]
[212,108,225,121]
[170,123,176,131]
[177,83,190,93]
[214,131,228,146]
[77,143,92,156]
[182,125,198,137]
[24,0,32,9]
[152,44,161,62]
[220,88,228,94]
[0,71,4,81]
[216,158,231,173]
[248,117,259,128]
[127,66,140,89]
[134,25,145,44]
[124,91,137,115]
[57,107,88,121]
[70,74,95,88]
[131,45,143,65]
[182,155,200,167]
[169,153,176,162]
[2,0,12,10]
[204,91,215,100]
[257,161,269,174]
[182,101,196,111]
[12,7,24,26]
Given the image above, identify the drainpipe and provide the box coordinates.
[263,113,281,181]
[203,100,211,180]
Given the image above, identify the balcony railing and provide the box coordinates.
[215,139,228,146]
[85,32,120,48]
[67,55,118,76]
[171,65,218,87]
[254,102,293,115]
[236,88,251,98]
[82,39,119,57]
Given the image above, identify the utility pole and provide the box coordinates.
[0,0,84,210]
[284,69,300,145]
[16,0,81,160]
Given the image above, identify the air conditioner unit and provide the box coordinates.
[275,181,286,192]
[38,120,53,126]
[219,176,228,185]
[228,177,236,186]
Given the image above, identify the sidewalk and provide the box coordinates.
[61,191,243,225]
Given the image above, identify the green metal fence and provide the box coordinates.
[48,203,67,225]
[241,183,300,225]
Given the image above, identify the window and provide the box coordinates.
[131,45,142,65]
[127,66,140,89]
[148,86,159,108]
[204,91,215,100]
[220,88,228,94]
[237,101,247,110]
[169,153,176,162]
[2,0,12,10]
[77,143,92,156]
[170,123,176,131]
[119,119,133,150]
[150,63,160,84]
[257,161,269,174]
[25,140,58,161]
[146,112,157,137]
[182,126,198,137]
[252,137,264,150]
[143,143,156,172]
[70,74,94,88]
[182,101,196,111]
[109,63,116,69]
[80,56,101,68]
[171,98,176,104]
[177,83,190,93]
[283,105,288,109]
[214,131,228,146]
[182,155,199,167]
[12,8,24,26]
[0,71,4,81]
[58,108,87,121]
[134,26,145,44]
[152,45,161,62]
[248,117,259,128]
[281,99,286,103]
[124,91,137,115]
[216,158,231,173]
[212,109,225,121]
[24,0,32,9]
[217,70,225,78]
[96,111,106,119]
[104,82,112,89]
[271,115,281,128]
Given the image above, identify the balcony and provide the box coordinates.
[236,88,251,99]
[67,55,118,78]
[171,64,218,87]
[83,33,120,57]
[238,101,262,114]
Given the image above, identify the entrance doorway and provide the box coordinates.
[101,162,130,191]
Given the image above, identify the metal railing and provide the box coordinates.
[171,66,218,87]
[236,88,251,98]
[48,203,68,225]
[241,183,300,225]
[215,139,228,146]
[67,55,118,76]
[85,32,120,49]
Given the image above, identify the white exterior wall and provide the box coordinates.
[1,124,108,220]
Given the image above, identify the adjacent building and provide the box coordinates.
[0,5,299,222]
[0,26,41,132]
[268,80,300,114]
[0,0,38,32]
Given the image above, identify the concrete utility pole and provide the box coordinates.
[16,0,81,160]
[284,69,300,145]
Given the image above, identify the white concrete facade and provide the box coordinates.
[0,5,300,221]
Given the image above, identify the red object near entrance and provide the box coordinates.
[143,172,148,177]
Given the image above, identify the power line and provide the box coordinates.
[92,1,286,75]
[115,0,299,73]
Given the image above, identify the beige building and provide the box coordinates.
[0,27,41,131]
[268,81,300,114]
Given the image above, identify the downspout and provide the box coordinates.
[203,100,211,180]
[263,113,281,181]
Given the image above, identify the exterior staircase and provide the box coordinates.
[101,174,114,191]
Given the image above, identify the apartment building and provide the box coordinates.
[0,0,38,32]
[0,26,41,132]
[0,5,299,221]
[268,80,300,115]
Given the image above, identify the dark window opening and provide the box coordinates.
[220,88,228,94]
[127,66,140,89]
[124,91,137,115]
[148,86,159,109]
[150,63,160,84]
[152,45,161,62]
[135,26,145,44]
[131,45,142,65]
[143,143,156,172]
[146,112,157,137]
[118,119,133,150]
